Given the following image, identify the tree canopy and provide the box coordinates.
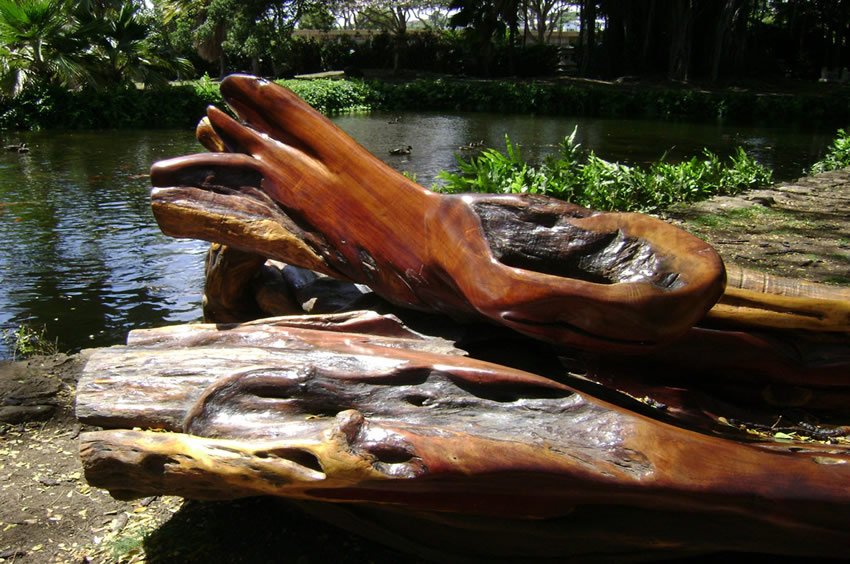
[0,0,191,95]
[1,0,849,93]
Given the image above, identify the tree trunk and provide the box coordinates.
[579,0,597,76]
[711,0,739,82]
[640,0,656,73]
[668,0,694,81]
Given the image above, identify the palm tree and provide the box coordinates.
[0,0,89,95]
[83,2,194,86]
[0,1,194,94]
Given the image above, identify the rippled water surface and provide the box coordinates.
[0,114,835,357]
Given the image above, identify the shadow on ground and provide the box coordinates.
[142,497,850,564]
[143,497,418,564]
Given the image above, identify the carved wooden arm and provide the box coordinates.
[150,75,725,351]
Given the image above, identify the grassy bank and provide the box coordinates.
[2,76,849,131]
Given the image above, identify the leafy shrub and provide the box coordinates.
[4,77,850,131]
[810,129,850,174]
[436,129,773,213]
[277,79,372,114]
[0,76,372,130]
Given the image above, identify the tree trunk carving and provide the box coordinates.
[77,75,850,560]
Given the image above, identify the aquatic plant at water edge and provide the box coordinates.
[810,129,850,174]
[435,129,773,213]
[1,323,58,359]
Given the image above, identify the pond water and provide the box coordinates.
[0,113,836,358]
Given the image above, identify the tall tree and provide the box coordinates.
[770,0,850,76]
[710,0,748,81]
[357,1,413,73]
[82,2,193,85]
[524,0,571,44]
[157,0,230,78]
[577,0,597,76]
[667,0,695,81]
[343,1,447,72]
[157,0,309,77]
[449,0,520,76]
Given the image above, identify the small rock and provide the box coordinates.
[38,476,62,486]
[748,195,776,207]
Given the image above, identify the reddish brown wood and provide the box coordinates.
[151,75,727,352]
[77,317,850,560]
[76,75,850,561]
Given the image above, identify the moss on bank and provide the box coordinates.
[2,76,849,131]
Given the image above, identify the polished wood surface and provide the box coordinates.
[76,75,850,561]
[151,75,727,351]
[78,316,850,559]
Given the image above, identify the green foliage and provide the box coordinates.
[276,78,372,114]
[0,76,377,129]
[1,323,58,359]
[0,0,90,94]
[810,129,850,174]
[0,0,195,95]
[367,78,850,124]
[83,3,194,87]
[0,76,223,129]
[436,130,773,213]
[3,74,850,131]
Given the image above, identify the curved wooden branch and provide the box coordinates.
[709,264,850,332]
[150,75,726,351]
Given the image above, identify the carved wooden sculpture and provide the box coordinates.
[78,314,850,561]
[151,75,728,351]
[78,75,850,561]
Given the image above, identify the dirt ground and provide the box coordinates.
[663,167,850,286]
[1,169,849,563]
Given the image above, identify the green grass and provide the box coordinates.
[108,529,147,562]
[823,275,850,285]
[828,251,850,263]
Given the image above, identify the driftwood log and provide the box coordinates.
[78,312,850,560]
[77,75,850,561]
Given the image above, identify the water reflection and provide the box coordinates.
[335,112,834,186]
[0,116,834,358]
[0,131,207,358]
